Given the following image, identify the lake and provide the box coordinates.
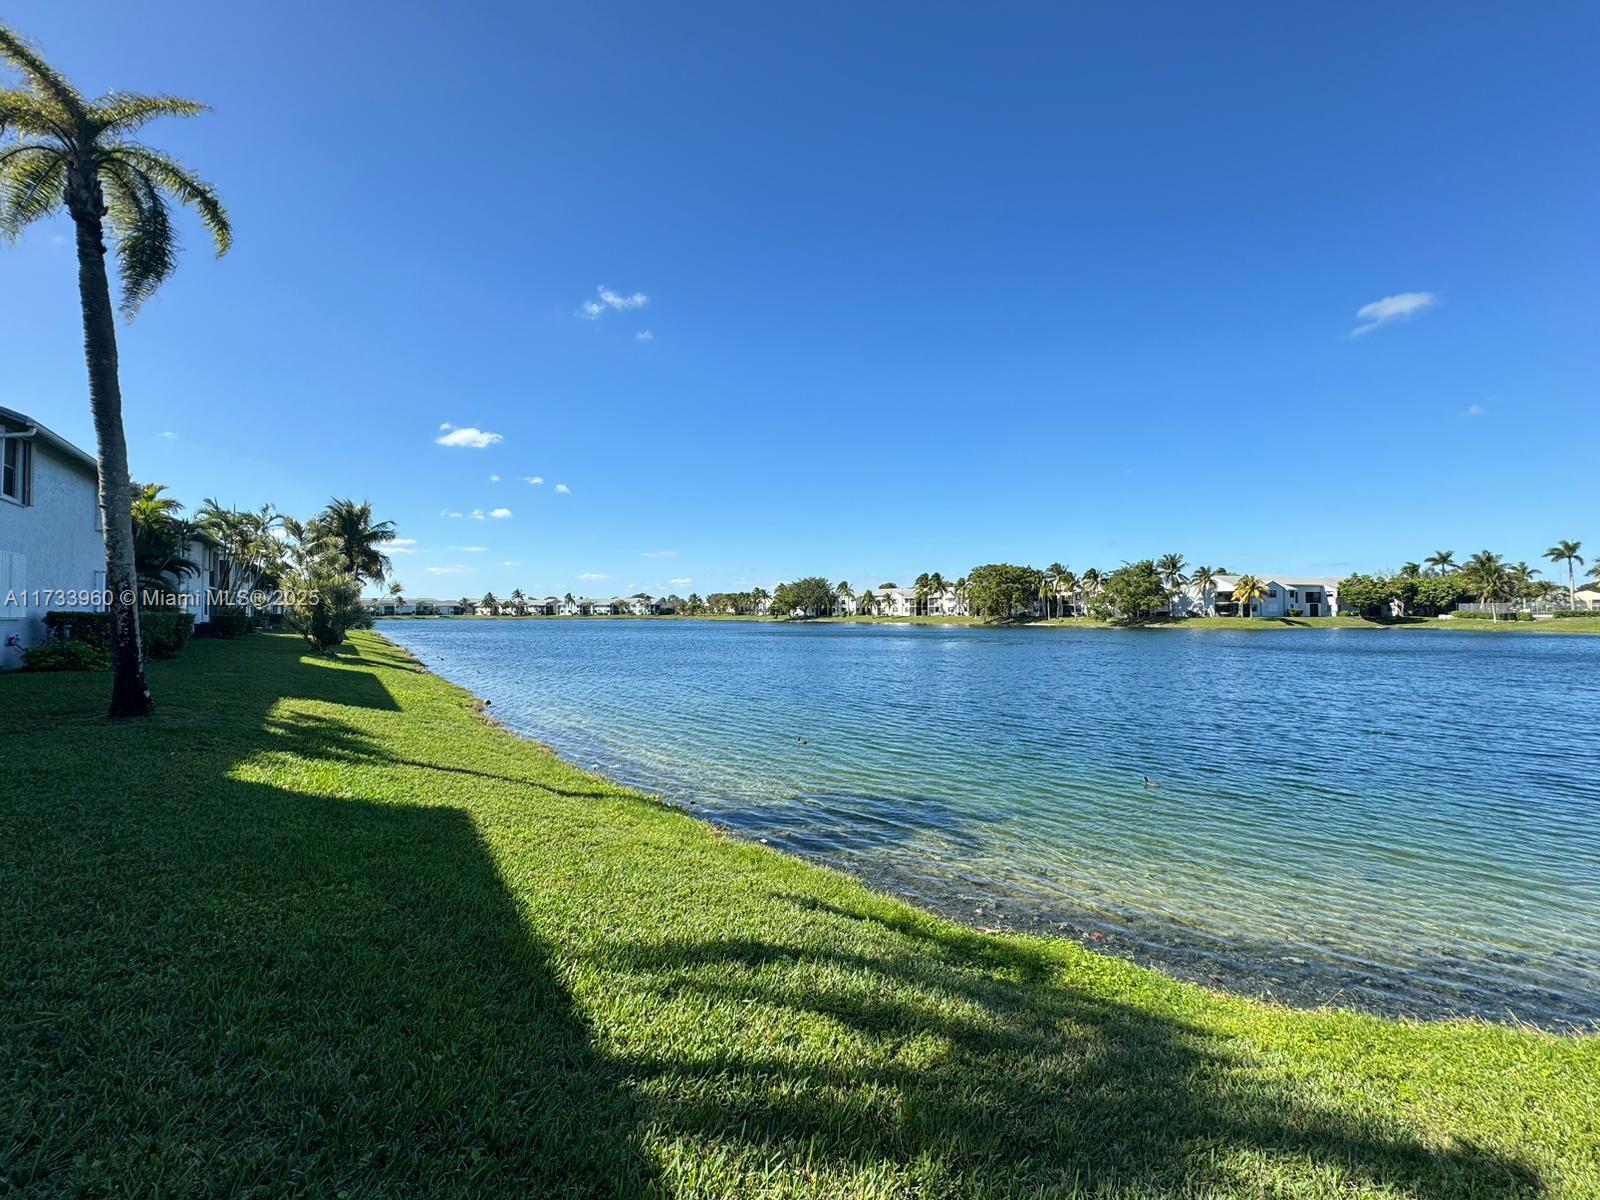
[379,618,1600,1028]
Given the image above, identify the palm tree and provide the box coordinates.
[199,499,283,602]
[458,596,473,614]
[1399,561,1422,579]
[835,580,854,616]
[130,482,200,592]
[1463,551,1508,622]
[387,581,406,604]
[1057,569,1078,618]
[952,576,969,616]
[751,586,769,614]
[1424,550,1458,576]
[925,571,946,615]
[509,586,526,614]
[1543,540,1584,609]
[1508,562,1540,602]
[857,589,877,617]
[1079,568,1103,613]
[314,498,395,585]
[1232,574,1267,618]
[1044,563,1067,618]
[1035,570,1053,620]
[480,592,498,613]
[1188,565,1218,616]
[1155,553,1188,617]
[1,27,232,716]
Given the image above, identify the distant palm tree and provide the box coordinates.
[1464,551,1508,622]
[1543,540,1584,609]
[751,586,770,614]
[1,26,232,717]
[458,596,473,614]
[1057,569,1078,617]
[1424,550,1458,576]
[130,482,200,592]
[388,581,406,604]
[1155,553,1188,617]
[1232,574,1267,618]
[857,590,876,617]
[315,498,396,585]
[1045,563,1067,618]
[1399,561,1422,579]
[1189,565,1219,616]
[1079,568,1103,613]
[926,571,946,614]
[835,580,854,616]
[1508,562,1540,601]
[199,499,283,600]
[481,592,498,612]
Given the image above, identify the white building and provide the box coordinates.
[1,408,106,670]
[1180,575,1341,618]
[836,586,967,618]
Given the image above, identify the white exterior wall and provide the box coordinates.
[0,433,104,670]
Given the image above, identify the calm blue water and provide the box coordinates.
[380,618,1600,1027]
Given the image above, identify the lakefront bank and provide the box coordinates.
[5,630,1597,1197]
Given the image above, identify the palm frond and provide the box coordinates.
[89,91,207,137]
[102,158,177,312]
[0,88,70,140]
[0,26,84,125]
[113,144,230,255]
[0,143,65,235]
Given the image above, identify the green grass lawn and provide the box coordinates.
[4,633,1596,1198]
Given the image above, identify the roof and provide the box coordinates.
[1209,575,1341,589]
[0,406,98,477]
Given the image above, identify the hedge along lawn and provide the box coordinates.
[3,634,1597,1198]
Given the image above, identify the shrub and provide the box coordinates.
[24,638,110,672]
[1551,609,1596,619]
[202,604,255,639]
[1286,607,1304,618]
[43,609,195,657]
[284,558,366,652]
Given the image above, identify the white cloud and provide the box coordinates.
[448,545,487,552]
[435,423,504,448]
[489,473,500,482]
[635,330,654,342]
[669,578,692,586]
[1463,403,1487,417]
[524,475,544,485]
[158,431,178,440]
[501,560,522,567]
[578,285,649,319]
[440,509,464,519]
[390,539,419,555]
[425,564,474,575]
[490,507,513,519]
[554,483,572,494]
[1351,292,1437,336]
[643,550,677,558]
[579,572,609,580]
[469,508,486,520]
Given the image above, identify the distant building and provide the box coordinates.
[1179,575,1341,618]
[836,586,967,618]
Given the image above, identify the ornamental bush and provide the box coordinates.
[23,638,110,672]
[42,610,195,658]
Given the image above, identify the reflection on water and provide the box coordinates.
[381,618,1600,1028]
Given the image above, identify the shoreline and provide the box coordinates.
[377,611,1600,634]
[9,630,1596,1196]
[382,625,1597,1030]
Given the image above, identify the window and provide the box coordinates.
[2,435,31,504]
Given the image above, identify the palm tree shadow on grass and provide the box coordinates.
[4,641,655,1196]
[599,893,1542,1197]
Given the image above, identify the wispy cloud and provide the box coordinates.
[390,538,418,555]
[501,560,522,567]
[554,483,571,494]
[489,507,513,519]
[635,330,654,342]
[158,431,178,440]
[524,475,544,485]
[643,550,677,558]
[579,572,609,581]
[578,285,649,320]
[1351,292,1437,337]
[436,422,504,448]
[447,545,487,552]
[669,578,692,586]
[425,564,474,575]
[440,508,464,519]
[1463,403,1487,417]
[469,508,486,520]
[489,473,500,482]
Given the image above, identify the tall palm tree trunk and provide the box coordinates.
[70,166,152,718]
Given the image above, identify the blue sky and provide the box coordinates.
[4,2,1596,597]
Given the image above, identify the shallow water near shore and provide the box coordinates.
[380,618,1600,1028]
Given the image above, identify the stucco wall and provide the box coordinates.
[0,439,104,670]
